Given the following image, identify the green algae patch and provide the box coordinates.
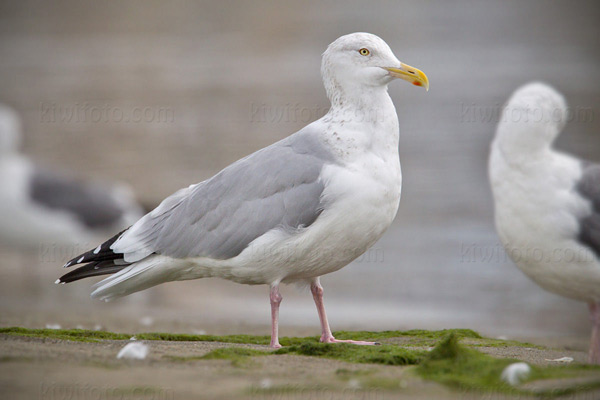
[0,326,481,348]
[0,327,315,346]
[3,326,600,396]
[0,327,130,342]
[333,328,481,347]
[333,328,479,341]
[416,333,600,397]
[136,332,317,346]
[136,332,271,344]
[168,347,272,367]
[417,333,516,392]
[275,341,427,366]
[200,347,269,359]
[524,364,600,397]
[335,368,376,378]
[467,338,544,350]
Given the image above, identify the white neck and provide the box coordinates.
[321,86,399,161]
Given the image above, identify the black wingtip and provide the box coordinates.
[58,261,128,284]
[62,228,129,269]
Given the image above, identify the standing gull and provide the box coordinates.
[0,105,143,248]
[489,82,600,363]
[58,33,429,348]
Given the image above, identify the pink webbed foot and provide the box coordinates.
[309,279,380,346]
[320,336,380,346]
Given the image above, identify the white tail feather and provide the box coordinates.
[90,255,185,301]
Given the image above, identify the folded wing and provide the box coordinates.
[577,162,600,258]
[61,129,335,284]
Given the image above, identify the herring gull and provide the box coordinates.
[0,105,143,248]
[58,32,429,348]
[489,82,600,363]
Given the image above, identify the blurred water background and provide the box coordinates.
[0,0,599,340]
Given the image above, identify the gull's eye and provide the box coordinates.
[358,48,370,56]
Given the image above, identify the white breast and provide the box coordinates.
[275,104,402,281]
[490,145,600,302]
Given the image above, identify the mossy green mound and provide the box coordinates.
[275,341,426,365]
[0,326,480,346]
[3,326,600,396]
[417,333,600,397]
[0,327,130,342]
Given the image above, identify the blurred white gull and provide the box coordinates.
[0,105,144,249]
[489,82,600,363]
[57,32,429,348]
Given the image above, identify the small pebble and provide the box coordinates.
[545,357,573,363]
[347,379,361,389]
[259,378,272,389]
[117,342,149,360]
[501,362,530,386]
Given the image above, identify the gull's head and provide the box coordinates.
[321,33,429,103]
[496,82,567,152]
[0,105,21,155]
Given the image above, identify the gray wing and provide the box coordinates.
[30,166,125,229]
[577,161,600,258]
[112,129,334,262]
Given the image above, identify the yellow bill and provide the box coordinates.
[384,63,429,91]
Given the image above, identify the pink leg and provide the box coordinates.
[270,284,283,349]
[589,302,600,364]
[310,278,379,345]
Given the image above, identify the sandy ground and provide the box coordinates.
[1,329,599,400]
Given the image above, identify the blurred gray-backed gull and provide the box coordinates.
[57,32,429,348]
[490,82,600,363]
[0,105,143,248]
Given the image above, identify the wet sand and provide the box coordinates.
[1,330,598,400]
